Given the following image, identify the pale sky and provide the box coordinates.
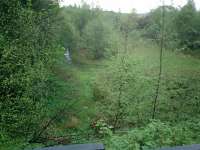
[60,0,200,13]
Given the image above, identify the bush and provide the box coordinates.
[106,120,197,150]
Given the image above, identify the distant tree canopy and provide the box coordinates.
[138,0,200,50]
[58,5,114,59]
[57,0,200,62]
[175,0,200,49]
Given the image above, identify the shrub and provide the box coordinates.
[106,120,197,150]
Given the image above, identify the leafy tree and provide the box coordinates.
[0,0,59,140]
[174,0,197,49]
[81,18,110,59]
[58,8,80,51]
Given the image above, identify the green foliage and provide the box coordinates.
[93,54,146,128]
[106,120,199,150]
[158,76,200,121]
[174,0,200,49]
[1,1,200,149]
[58,11,79,50]
[93,119,113,137]
[0,0,60,141]
[139,1,200,50]
[81,18,111,59]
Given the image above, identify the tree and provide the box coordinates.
[81,18,110,59]
[175,0,199,49]
[58,8,80,51]
[0,0,59,139]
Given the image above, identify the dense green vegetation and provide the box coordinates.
[0,0,60,144]
[0,0,200,150]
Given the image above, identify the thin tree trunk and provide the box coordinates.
[152,0,165,119]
